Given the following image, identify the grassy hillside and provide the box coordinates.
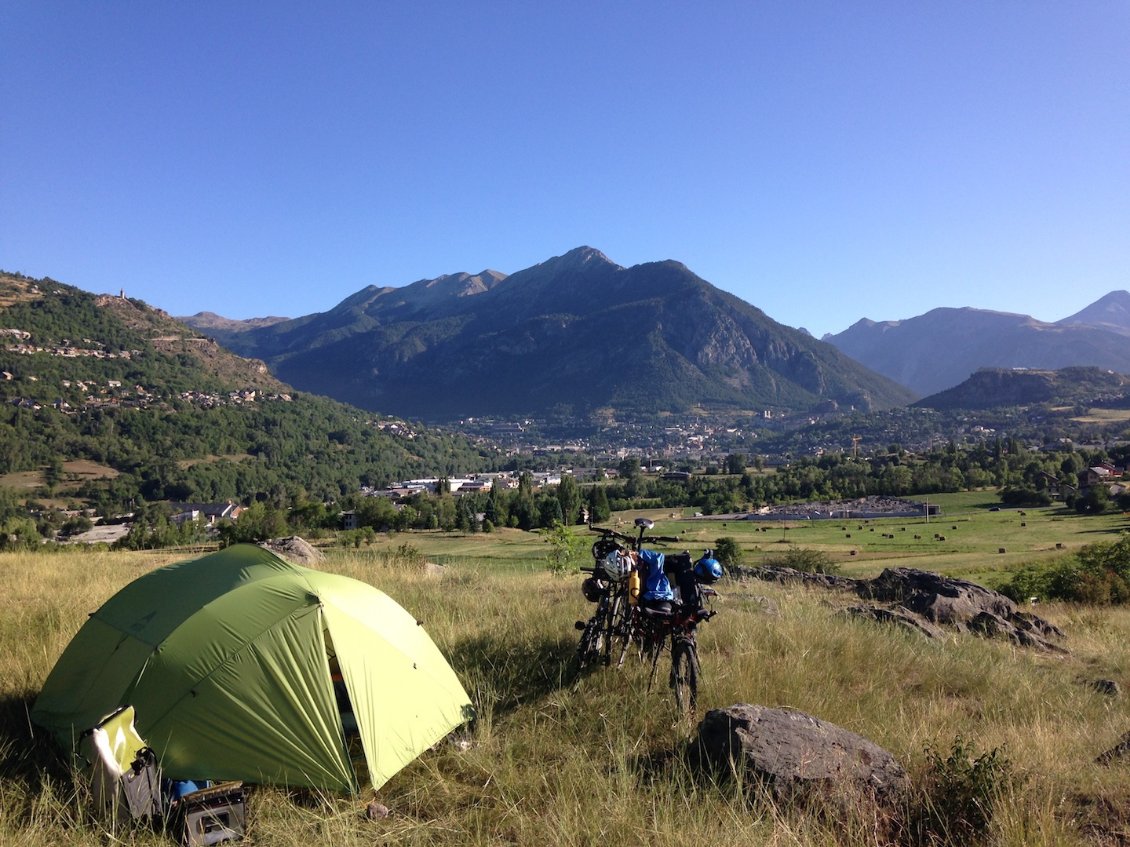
[0,272,495,507]
[5,520,1130,845]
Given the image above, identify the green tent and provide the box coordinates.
[32,544,474,793]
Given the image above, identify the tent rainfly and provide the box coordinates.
[32,544,474,793]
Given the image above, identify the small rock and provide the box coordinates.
[1090,679,1122,698]
[365,801,390,820]
[1096,731,1130,765]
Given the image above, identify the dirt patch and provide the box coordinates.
[66,524,131,545]
[62,460,119,480]
[177,454,253,469]
[0,470,43,490]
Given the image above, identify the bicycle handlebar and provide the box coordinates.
[589,525,681,548]
[589,526,634,542]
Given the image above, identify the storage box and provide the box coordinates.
[174,781,246,846]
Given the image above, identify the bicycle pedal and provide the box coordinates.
[574,621,586,630]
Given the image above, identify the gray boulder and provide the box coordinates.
[694,704,908,807]
[841,605,946,641]
[857,568,1066,652]
[859,568,1016,624]
[740,564,1067,651]
[259,535,325,564]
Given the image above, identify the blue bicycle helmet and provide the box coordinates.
[694,553,723,583]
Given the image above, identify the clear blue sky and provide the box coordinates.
[3,2,1127,338]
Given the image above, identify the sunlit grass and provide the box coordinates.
[4,537,1130,845]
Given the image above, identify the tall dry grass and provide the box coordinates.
[3,545,1130,845]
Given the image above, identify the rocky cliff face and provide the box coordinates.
[214,247,913,420]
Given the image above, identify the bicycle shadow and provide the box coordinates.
[0,691,75,809]
[448,632,582,719]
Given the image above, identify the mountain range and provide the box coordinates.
[186,247,914,421]
[823,291,1130,398]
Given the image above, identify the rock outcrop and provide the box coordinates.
[694,704,908,809]
[732,564,858,590]
[856,568,1066,652]
[740,564,1066,652]
[840,604,947,640]
[259,536,325,564]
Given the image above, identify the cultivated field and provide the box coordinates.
[4,501,1130,845]
[366,492,1130,588]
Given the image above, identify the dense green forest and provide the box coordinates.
[0,397,495,507]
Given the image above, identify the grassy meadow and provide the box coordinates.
[4,500,1130,845]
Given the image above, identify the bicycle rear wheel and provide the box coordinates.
[670,638,700,715]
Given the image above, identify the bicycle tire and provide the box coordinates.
[600,593,624,665]
[612,599,641,668]
[577,595,610,667]
[576,616,601,667]
[670,637,700,715]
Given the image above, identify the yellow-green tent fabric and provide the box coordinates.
[32,544,474,793]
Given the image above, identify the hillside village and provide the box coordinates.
[2,320,294,413]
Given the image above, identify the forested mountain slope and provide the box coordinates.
[0,272,493,510]
[914,366,1130,412]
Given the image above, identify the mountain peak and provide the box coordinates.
[552,246,618,270]
[418,270,506,298]
[1059,290,1130,335]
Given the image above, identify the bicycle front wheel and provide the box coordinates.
[576,615,602,667]
[670,638,700,715]
[577,597,608,667]
[599,593,622,665]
